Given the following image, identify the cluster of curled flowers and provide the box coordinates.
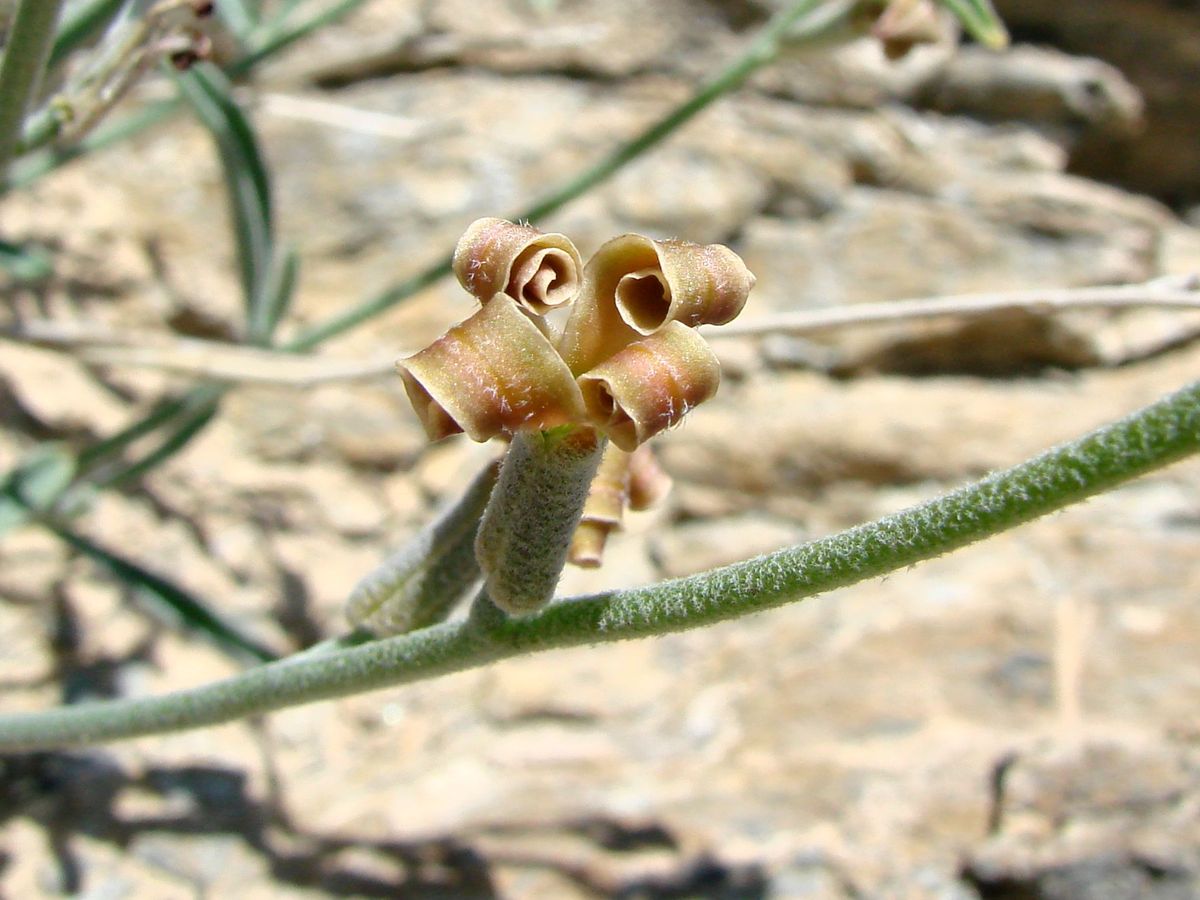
[396,217,755,565]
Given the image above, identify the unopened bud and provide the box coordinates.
[476,428,606,614]
[627,444,673,511]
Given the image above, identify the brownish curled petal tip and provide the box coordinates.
[396,293,585,443]
[871,0,950,58]
[568,521,613,568]
[396,366,464,441]
[608,237,755,335]
[452,217,583,315]
[627,445,672,511]
[582,444,632,525]
[577,322,721,452]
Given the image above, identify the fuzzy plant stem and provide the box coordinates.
[1,379,1198,751]
[475,429,607,615]
[345,459,500,635]
[0,0,67,178]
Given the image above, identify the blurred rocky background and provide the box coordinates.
[2,0,1200,896]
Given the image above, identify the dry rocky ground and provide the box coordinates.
[2,1,1200,896]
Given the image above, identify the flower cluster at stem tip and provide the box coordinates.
[396,218,756,566]
[398,218,755,450]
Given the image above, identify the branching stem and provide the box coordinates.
[1,378,1197,751]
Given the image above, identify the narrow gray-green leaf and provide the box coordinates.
[937,0,1009,49]
[47,0,127,70]
[347,460,499,636]
[252,245,299,341]
[48,522,277,664]
[174,62,274,337]
[0,444,77,535]
[0,238,53,281]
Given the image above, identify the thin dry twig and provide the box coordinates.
[708,275,1200,338]
[4,276,1199,386]
[253,91,446,143]
[1,319,395,385]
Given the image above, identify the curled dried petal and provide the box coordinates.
[567,444,632,568]
[558,234,754,374]
[577,323,721,452]
[622,239,755,333]
[870,0,951,59]
[452,217,584,315]
[627,445,672,511]
[568,522,613,569]
[397,293,585,442]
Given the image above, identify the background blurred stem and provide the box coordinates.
[0,0,67,178]
[47,0,126,70]
[288,0,831,349]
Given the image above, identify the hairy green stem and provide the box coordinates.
[2,378,1197,750]
[0,0,67,177]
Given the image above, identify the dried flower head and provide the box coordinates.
[402,218,754,453]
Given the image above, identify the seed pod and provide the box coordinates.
[476,427,605,614]
[559,233,754,374]
[397,293,586,442]
[346,460,499,636]
[577,322,721,452]
[452,217,584,315]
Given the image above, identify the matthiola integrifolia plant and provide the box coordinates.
[15,0,1200,758]
[386,218,755,617]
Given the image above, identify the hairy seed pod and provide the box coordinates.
[345,460,499,636]
[476,427,606,614]
[577,323,721,452]
[558,233,754,374]
[452,217,584,315]
[397,293,586,442]
[568,444,632,568]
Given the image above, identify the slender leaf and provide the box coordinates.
[94,399,220,489]
[229,0,372,76]
[253,244,300,339]
[937,0,1009,49]
[47,0,128,70]
[174,63,274,337]
[0,444,77,535]
[216,0,260,41]
[0,238,53,281]
[47,522,277,663]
